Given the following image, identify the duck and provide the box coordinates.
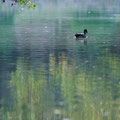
[75,29,88,39]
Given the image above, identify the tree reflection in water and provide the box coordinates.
[0,51,120,120]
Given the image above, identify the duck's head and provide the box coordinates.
[84,29,88,34]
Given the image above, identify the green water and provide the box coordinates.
[0,2,120,120]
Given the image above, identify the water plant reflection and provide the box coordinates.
[0,51,120,120]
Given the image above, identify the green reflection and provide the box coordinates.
[0,59,54,120]
[1,51,120,120]
[50,52,120,120]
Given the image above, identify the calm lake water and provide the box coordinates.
[0,1,120,120]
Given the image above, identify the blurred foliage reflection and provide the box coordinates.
[0,50,120,120]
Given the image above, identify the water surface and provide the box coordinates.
[0,1,120,120]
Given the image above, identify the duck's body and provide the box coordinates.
[75,33,86,38]
[75,29,88,39]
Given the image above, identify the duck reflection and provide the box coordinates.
[75,38,87,45]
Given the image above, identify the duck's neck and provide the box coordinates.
[84,33,86,36]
